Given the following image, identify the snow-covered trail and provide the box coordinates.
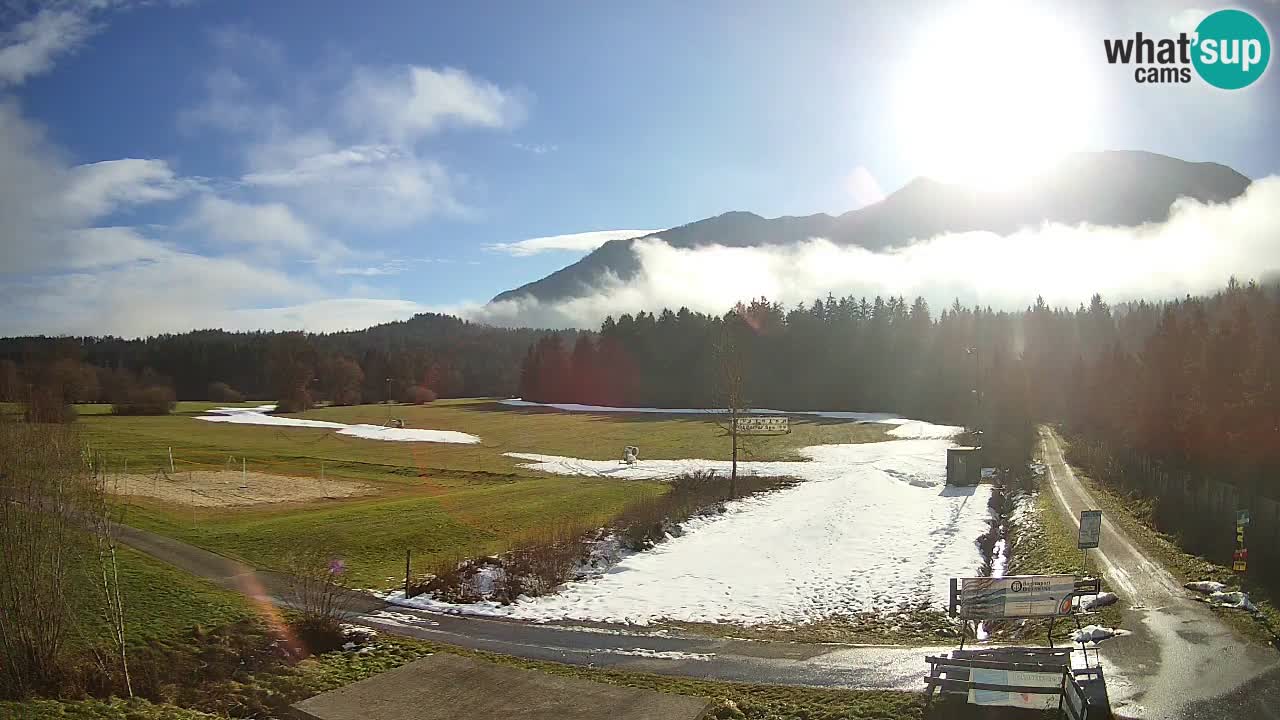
[194,405,481,444]
[499,398,962,440]
[395,437,992,626]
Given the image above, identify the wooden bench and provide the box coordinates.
[924,648,1093,719]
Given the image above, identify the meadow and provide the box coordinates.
[52,398,887,588]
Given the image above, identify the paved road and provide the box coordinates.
[1039,427,1280,719]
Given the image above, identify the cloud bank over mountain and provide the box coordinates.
[468,177,1280,329]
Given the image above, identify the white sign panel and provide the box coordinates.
[1078,510,1102,549]
[959,575,1076,618]
[734,416,789,435]
[968,669,1063,710]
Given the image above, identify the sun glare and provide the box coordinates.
[893,1,1101,189]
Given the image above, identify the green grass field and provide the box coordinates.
[74,546,252,648]
[65,398,886,588]
[73,398,887,482]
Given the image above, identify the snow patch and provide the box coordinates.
[1208,590,1257,612]
[394,436,993,626]
[195,405,480,444]
[1072,625,1129,644]
[599,648,714,661]
[363,609,441,628]
[1081,592,1118,611]
[1185,580,1227,594]
[500,399,961,439]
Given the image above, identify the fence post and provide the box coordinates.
[404,549,412,600]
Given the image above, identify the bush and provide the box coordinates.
[111,386,176,416]
[207,382,244,403]
[22,386,76,424]
[403,385,437,405]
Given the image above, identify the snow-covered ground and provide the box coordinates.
[195,405,481,444]
[499,399,962,440]
[393,434,993,626]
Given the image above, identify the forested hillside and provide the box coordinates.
[520,279,1280,501]
[0,313,578,406]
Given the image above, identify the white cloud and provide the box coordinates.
[487,229,660,257]
[0,246,322,337]
[220,298,428,333]
[65,158,199,218]
[845,166,885,209]
[1168,7,1208,32]
[0,9,95,86]
[188,195,344,261]
[514,142,557,155]
[342,65,524,143]
[243,139,460,228]
[334,260,412,276]
[0,21,445,338]
[472,178,1280,329]
[243,144,399,187]
[180,42,518,229]
[178,67,276,134]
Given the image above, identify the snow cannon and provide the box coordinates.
[623,446,639,464]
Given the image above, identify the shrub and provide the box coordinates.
[21,386,76,424]
[207,381,244,403]
[111,386,176,416]
[403,385,437,405]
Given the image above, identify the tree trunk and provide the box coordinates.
[730,409,738,500]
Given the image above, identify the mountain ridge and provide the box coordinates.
[491,150,1250,305]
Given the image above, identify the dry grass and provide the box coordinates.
[112,470,374,507]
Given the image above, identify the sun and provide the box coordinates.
[892,1,1101,189]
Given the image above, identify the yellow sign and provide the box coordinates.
[1234,560,1248,572]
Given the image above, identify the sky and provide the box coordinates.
[2,0,1280,337]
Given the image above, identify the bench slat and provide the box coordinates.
[923,676,1065,695]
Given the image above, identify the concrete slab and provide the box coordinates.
[292,653,712,720]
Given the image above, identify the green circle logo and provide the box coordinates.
[1193,9,1270,89]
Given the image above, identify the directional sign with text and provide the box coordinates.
[1078,510,1102,549]
[734,416,790,435]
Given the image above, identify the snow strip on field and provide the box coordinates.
[195,405,481,444]
[392,436,992,626]
[600,648,713,661]
[499,398,960,439]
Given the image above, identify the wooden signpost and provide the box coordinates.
[733,416,790,435]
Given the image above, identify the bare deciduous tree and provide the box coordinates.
[713,313,751,500]
[85,455,131,697]
[0,423,96,696]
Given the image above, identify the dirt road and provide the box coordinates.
[1039,426,1280,719]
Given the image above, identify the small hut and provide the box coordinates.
[946,446,982,486]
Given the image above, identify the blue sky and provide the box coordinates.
[2,0,1279,336]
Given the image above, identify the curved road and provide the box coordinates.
[1039,427,1280,719]
[116,431,1280,714]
